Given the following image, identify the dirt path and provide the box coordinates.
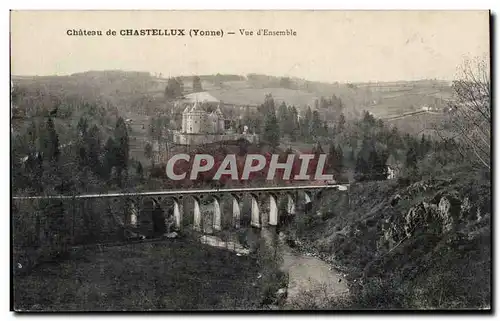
[281,245,349,308]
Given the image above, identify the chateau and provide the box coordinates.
[173,101,259,146]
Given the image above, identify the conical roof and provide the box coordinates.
[215,104,224,116]
[190,101,204,112]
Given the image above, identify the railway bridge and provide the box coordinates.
[12,184,349,249]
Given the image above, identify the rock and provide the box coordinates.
[390,194,402,206]
[125,229,146,240]
[461,197,472,218]
[275,288,288,305]
[204,226,214,234]
[438,194,462,232]
[164,232,179,239]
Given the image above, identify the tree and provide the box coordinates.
[149,116,170,144]
[405,143,419,170]
[312,142,324,157]
[331,94,344,116]
[372,149,388,180]
[42,117,59,163]
[418,134,432,159]
[336,113,346,135]
[446,56,490,170]
[355,152,369,182]
[102,137,116,180]
[263,108,281,148]
[309,110,323,139]
[144,142,154,166]
[288,106,300,142]
[165,77,184,99]
[328,144,344,174]
[277,102,289,137]
[355,138,387,181]
[85,125,102,173]
[113,117,129,185]
[136,161,144,180]
[260,95,281,147]
[192,76,203,92]
[77,117,89,138]
[261,94,276,117]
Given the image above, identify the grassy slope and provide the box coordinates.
[386,112,449,138]
[14,238,262,311]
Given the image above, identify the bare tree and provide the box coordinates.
[447,56,491,170]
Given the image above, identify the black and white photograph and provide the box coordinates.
[9,10,492,311]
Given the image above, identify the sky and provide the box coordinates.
[10,10,490,83]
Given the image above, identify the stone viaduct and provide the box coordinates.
[12,185,349,238]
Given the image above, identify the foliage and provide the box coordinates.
[444,57,490,170]
[192,76,203,92]
[164,77,184,100]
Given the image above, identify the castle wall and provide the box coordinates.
[185,111,204,134]
[173,132,259,145]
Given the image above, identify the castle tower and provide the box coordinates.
[181,104,191,133]
[208,111,219,134]
[187,100,204,134]
[215,103,225,132]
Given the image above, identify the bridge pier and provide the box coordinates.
[287,194,296,215]
[269,194,278,226]
[129,201,138,228]
[213,197,222,231]
[251,194,260,228]
[193,197,201,231]
[304,191,312,213]
[232,196,241,229]
[13,185,349,240]
[173,198,183,231]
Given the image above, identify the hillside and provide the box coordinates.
[13,71,454,122]
[286,170,491,309]
[185,88,319,110]
[385,112,449,138]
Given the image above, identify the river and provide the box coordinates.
[199,232,349,309]
[280,243,349,308]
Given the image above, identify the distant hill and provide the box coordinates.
[12,70,455,121]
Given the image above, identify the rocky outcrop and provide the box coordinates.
[381,181,484,249]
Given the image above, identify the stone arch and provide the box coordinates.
[203,194,223,231]
[238,193,254,228]
[157,196,183,232]
[157,196,184,233]
[138,197,162,237]
[274,192,297,230]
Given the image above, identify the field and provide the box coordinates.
[385,111,450,138]
[206,87,319,110]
